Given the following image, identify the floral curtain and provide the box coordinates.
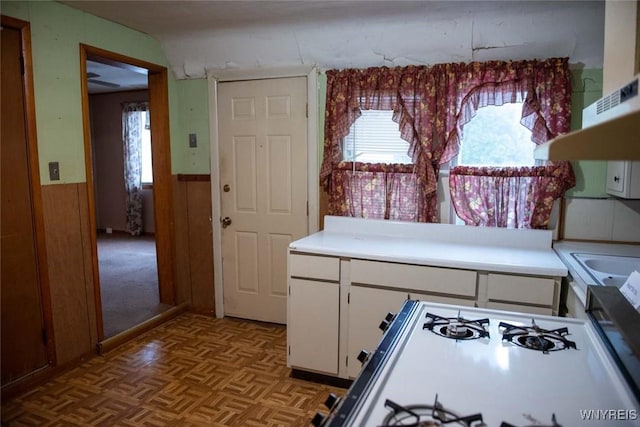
[449,165,574,229]
[446,58,575,228]
[320,66,441,222]
[330,162,422,221]
[321,58,575,226]
[122,101,149,236]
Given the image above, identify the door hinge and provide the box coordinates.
[347,292,350,304]
[305,103,308,118]
[345,355,348,367]
[20,55,25,76]
[42,328,47,344]
[288,346,291,356]
[306,201,309,216]
[288,285,291,296]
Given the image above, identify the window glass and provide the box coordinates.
[343,110,412,164]
[457,103,535,167]
[140,111,153,183]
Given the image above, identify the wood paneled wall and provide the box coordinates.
[41,183,98,365]
[173,175,215,315]
[28,177,213,370]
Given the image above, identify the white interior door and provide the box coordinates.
[218,77,308,324]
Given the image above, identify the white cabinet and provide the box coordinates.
[482,273,560,316]
[347,286,408,378]
[346,259,477,378]
[287,253,340,375]
[606,161,640,199]
[288,250,562,378]
[346,285,477,378]
[349,259,477,296]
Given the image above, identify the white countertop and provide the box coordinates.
[290,217,568,277]
[553,240,640,305]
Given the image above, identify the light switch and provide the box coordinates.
[49,162,60,181]
[189,133,197,148]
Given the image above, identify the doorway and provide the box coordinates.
[79,45,176,341]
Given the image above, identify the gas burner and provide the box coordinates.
[380,395,486,426]
[423,312,490,340]
[499,319,577,354]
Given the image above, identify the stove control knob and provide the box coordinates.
[357,349,370,365]
[324,393,340,409]
[379,312,396,331]
[311,412,326,427]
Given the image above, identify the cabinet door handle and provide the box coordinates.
[614,176,620,182]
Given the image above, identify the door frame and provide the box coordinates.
[1,14,56,377]
[79,44,176,340]
[207,66,319,319]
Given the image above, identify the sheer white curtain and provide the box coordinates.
[122,101,149,236]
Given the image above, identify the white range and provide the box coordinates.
[318,295,640,426]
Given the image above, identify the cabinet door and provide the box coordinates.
[288,278,339,374]
[347,286,408,378]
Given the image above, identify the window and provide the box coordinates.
[139,111,153,183]
[457,103,535,167]
[343,110,412,164]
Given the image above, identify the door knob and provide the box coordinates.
[223,184,231,192]
[221,217,232,228]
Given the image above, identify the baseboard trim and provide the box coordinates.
[1,351,97,403]
[97,302,189,354]
[290,368,352,389]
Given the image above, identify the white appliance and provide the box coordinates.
[315,288,640,426]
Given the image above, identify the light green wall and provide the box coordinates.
[567,69,607,198]
[175,79,211,174]
[1,0,196,183]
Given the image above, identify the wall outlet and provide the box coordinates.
[106,227,113,234]
[48,162,60,181]
[189,133,197,148]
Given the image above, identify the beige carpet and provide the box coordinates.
[97,233,171,338]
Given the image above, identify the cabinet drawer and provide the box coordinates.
[487,274,555,306]
[289,253,340,281]
[350,260,476,297]
[411,292,475,306]
[486,301,553,316]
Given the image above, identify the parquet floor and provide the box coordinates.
[1,313,346,426]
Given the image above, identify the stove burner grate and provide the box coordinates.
[423,312,490,341]
[381,395,486,427]
[500,319,577,354]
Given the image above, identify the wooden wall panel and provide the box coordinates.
[173,175,215,315]
[41,184,96,365]
[186,181,215,314]
[173,176,192,305]
[77,184,98,346]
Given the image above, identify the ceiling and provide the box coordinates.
[66,1,605,92]
[86,60,148,94]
